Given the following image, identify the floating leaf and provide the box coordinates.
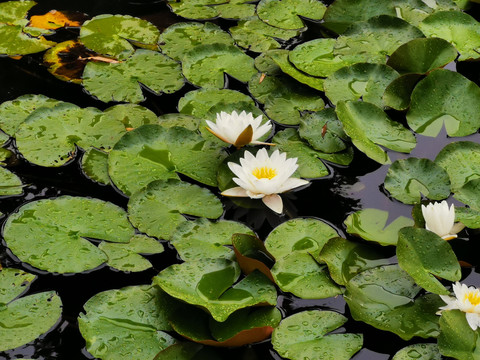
[324,63,400,108]
[0,1,36,25]
[28,10,86,29]
[272,310,363,360]
[407,69,480,137]
[3,196,135,273]
[170,218,254,261]
[155,343,222,360]
[103,103,158,130]
[232,233,274,282]
[345,264,444,340]
[182,44,256,89]
[83,49,184,104]
[0,268,62,352]
[455,206,480,229]
[387,37,458,74]
[159,22,234,61]
[99,234,164,272]
[158,113,201,131]
[335,100,416,164]
[128,179,223,240]
[384,157,451,204]
[230,16,300,53]
[435,141,480,192]
[79,285,176,360]
[166,0,256,20]
[397,227,461,294]
[454,179,480,211]
[392,343,442,360]
[81,148,110,185]
[154,259,276,322]
[257,0,326,30]
[0,167,23,196]
[344,208,414,246]
[383,73,422,110]
[108,124,226,196]
[79,14,160,60]
[420,10,480,60]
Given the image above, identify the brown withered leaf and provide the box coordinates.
[29,10,87,30]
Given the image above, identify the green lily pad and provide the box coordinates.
[335,100,416,164]
[79,285,176,360]
[420,10,480,60]
[170,218,254,261]
[81,148,110,185]
[79,14,160,60]
[182,43,256,89]
[154,259,276,322]
[0,167,23,196]
[102,103,158,129]
[232,233,274,282]
[108,124,226,196]
[334,15,425,63]
[319,237,391,286]
[289,38,365,78]
[324,63,400,108]
[344,208,414,246]
[384,157,451,204]
[272,310,363,360]
[99,234,164,272]
[0,1,36,25]
[0,94,61,136]
[383,73,423,110]
[3,196,135,273]
[298,109,348,153]
[438,310,480,360]
[397,227,461,294]
[15,102,126,167]
[387,37,458,74]
[158,113,202,131]
[83,49,184,104]
[128,179,223,240]
[344,264,444,340]
[455,206,480,229]
[155,343,222,360]
[393,344,442,360]
[435,141,480,192]
[454,178,480,211]
[230,16,300,53]
[159,22,234,62]
[166,0,256,20]
[265,218,341,298]
[257,0,326,30]
[254,52,282,74]
[407,69,480,137]
[0,268,62,352]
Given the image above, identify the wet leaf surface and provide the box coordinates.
[257,0,327,30]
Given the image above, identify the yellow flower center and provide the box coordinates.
[465,291,480,306]
[252,166,277,180]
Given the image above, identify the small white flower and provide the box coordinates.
[439,282,480,331]
[421,201,464,240]
[221,148,309,214]
[206,110,273,148]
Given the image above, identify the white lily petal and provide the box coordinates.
[466,313,480,330]
[277,178,310,193]
[262,194,283,213]
[221,187,248,197]
[422,201,457,239]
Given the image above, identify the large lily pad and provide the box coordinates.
[324,63,400,108]
[382,73,423,111]
[384,157,451,204]
[438,310,480,360]
[407,69,480,137]
[182,44,256,89]
[154,259,276,322]
[78,285,176,360]
[79,14,160,60]
[393,344,442,360]
[166,0,256,20]
[81,148,110,185]
[454,179,480,211]
[108,124,226,196]
[344,208,414,246]
[344,264,444,340]
[0,167,23,196]
[0,268,62,352]
[170,218,254,261]
[128,179,223,240]
[272,310,363,360]
[257,0,326,30]
[3,196,135,273]
[335,100,416,164]
[83,49,184,104]
[397,227,461,294]
[419,10,480,60]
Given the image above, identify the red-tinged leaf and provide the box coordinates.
[232,233,275,282]
[185,326,274,347]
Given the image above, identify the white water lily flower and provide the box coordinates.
[206,110,273,148]
[221,148,309,214]
[421,200,464,240]
[439,282,480,331]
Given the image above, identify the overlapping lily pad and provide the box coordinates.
[272,310,363,360]
[407,69,480,137]
[454,179,480,211]
[128,179,223,240]
[383,74,423,110]
[81,148,110,185]
[393,344,442,360]
[3,196,135,273]
[232,233,274,281]
[154,259,276,321]
[79,14,160,60]
[79,285,176,360]
[384,157,451,204]
[257,0,327,29]
[0,268,62,352]
[155,343,222,360]
[166,0,256,20]
[0,167,23,196]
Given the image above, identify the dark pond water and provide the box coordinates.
[1,0,480,359]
